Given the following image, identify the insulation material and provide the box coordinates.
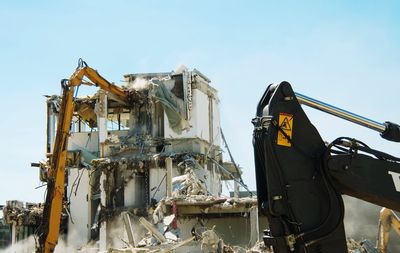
[151,79,190,134]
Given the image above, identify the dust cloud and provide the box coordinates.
[0,236,35,253]
[343,195,400,252]
[0,229,79,253]
[127,78,150,91]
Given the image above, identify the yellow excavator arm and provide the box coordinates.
[37,59,127,253]
[377,208,400,253]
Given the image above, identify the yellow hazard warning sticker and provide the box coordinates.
[277,113,293,147]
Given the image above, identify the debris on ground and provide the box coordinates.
[172,168,207,198]
[347,238,378,253]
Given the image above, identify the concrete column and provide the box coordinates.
[99,172,108,251]
[11,222,16,246]
[234,181,240,198]
[46,101,56,154]
[95,90,108,158]
[249,206,259,247]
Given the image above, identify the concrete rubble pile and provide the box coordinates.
[102,167,259,253]
[108,225,269,253]
[346,238,377,253]
[171,168,207,198]
[90,98,247,253]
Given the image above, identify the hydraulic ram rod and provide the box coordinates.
[294,92,386,132]
[294,92,400,142]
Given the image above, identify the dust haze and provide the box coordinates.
[344,196,400,252]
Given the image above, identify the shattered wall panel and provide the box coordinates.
[164,89,211,141]
[151,80,189,135]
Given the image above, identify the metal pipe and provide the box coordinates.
[294,92,386,133]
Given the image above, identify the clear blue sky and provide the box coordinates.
[1,0,400,205]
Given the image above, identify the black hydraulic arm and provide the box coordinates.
[253,82,347,253]
[325,137,400,211]
[253,81,400,253]
[293,90,400,210]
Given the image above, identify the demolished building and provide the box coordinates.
[3,66,265,252]
[2,201,42,248]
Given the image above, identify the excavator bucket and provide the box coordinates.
[252,82,347,253]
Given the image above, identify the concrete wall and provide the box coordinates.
[149,168,167,203]
[99,214,148,251]
[69,132,99,152]
[177,214,263,248]
[67,168,91,249]
[124,175,145,208]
